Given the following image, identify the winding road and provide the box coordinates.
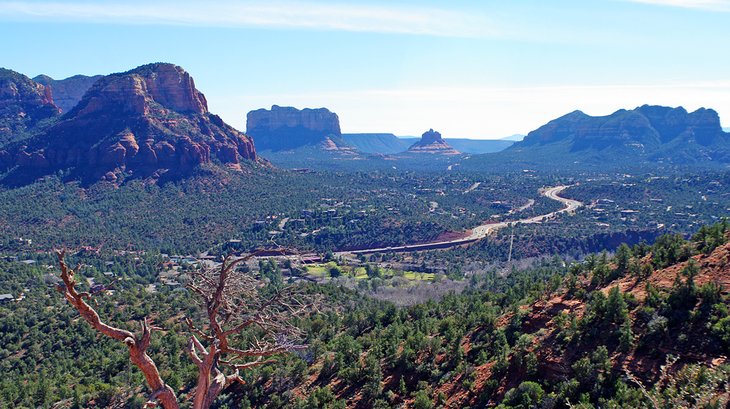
[337,185,582,255]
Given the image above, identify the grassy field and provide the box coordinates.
[304,262,434,282]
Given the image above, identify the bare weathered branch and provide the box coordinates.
[183,250,313,409]
[55,250,179,409]
[56,247,310,409]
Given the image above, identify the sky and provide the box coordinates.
[1,0,729,139]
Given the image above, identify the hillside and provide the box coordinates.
[0,68,60,146]
[0,63,257,184]
[227,222,730,408]
[1,213,729,408]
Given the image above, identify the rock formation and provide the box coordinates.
[33,74,103,113]
[407,129,460,155]
[0,63,257,182]
[246,105,349,151]
[0,68,61,145]
[517,105,730,161]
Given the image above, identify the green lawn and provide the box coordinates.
[304,262,434,282]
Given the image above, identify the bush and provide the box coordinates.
[502,381,545,408]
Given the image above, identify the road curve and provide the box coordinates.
[338,185,582,256]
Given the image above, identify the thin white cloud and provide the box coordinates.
[626,0,730,11]
[0,1,497,37]
[210,82,730,138]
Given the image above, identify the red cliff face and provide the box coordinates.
[246,105,344,151]
[4,63,257,182]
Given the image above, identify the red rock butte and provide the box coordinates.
[1,63,257,182]
[407,129,460,155]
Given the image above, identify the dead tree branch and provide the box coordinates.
[55,250,179,409]
[55,247,310,409]
[185,251,314,409]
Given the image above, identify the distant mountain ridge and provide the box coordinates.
[507,105,730,165]
[446,138,513,154]
[33,74,102,113]
[343,133,514,155]
[0,63,257,184]
[342,133,410,154]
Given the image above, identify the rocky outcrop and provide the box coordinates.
[0,68,60,145]
[407,129,460,155]
[33,74,103,113]
[247,105,347,151]
[1,63,257,182]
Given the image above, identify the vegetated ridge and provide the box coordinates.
[507,105,730,165]
[0,68,60,146]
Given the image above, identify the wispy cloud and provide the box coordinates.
[0,1,496,37]
[626,0,730,12]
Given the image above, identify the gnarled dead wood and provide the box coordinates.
[186,252,314,409]
[55,250,179,409]
[56,248,312,409]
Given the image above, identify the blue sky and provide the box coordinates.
[1,0,729,138]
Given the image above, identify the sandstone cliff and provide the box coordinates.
[1,63,257,183]
[246,105,347,151]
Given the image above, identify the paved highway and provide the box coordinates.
[337,185,582,255]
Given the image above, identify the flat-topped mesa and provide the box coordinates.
[247,105,346,151]
[1,63,257,182]
[407,129,460,155]
[0,68,61,144]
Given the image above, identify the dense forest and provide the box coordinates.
[1,221,729,408]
